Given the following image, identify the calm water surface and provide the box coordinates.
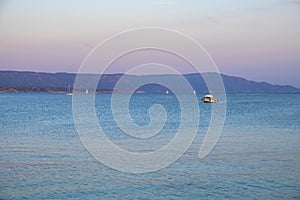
[0,93,299,199]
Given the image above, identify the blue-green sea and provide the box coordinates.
[0,93,299,199]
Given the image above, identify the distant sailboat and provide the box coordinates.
[193,90,196,94]
[166,90,169,94]
[67,85,73,96]
[85,89,89,94]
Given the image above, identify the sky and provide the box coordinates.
[0,0,299,87]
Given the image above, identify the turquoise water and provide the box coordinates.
[0,93,299,199]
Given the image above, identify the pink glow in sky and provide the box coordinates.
[0,0,299,87]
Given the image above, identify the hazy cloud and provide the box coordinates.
[287,0,300,5]
[289,0,300,3]
[153,1,177,6]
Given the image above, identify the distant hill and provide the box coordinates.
[0,70,299,93]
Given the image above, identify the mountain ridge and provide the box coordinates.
[0,70,299,93]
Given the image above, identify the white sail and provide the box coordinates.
[67,85,73,96]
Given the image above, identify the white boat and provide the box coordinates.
[166,90,169,94]
[85,89,89,94]
[193,90,196,94]
[201,94,218,103]
[67,85,73,96]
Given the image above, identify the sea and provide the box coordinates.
[0,93,299,199]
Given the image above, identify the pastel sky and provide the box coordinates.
[0,0,299,87]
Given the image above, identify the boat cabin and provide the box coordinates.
[202,94,218,103]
